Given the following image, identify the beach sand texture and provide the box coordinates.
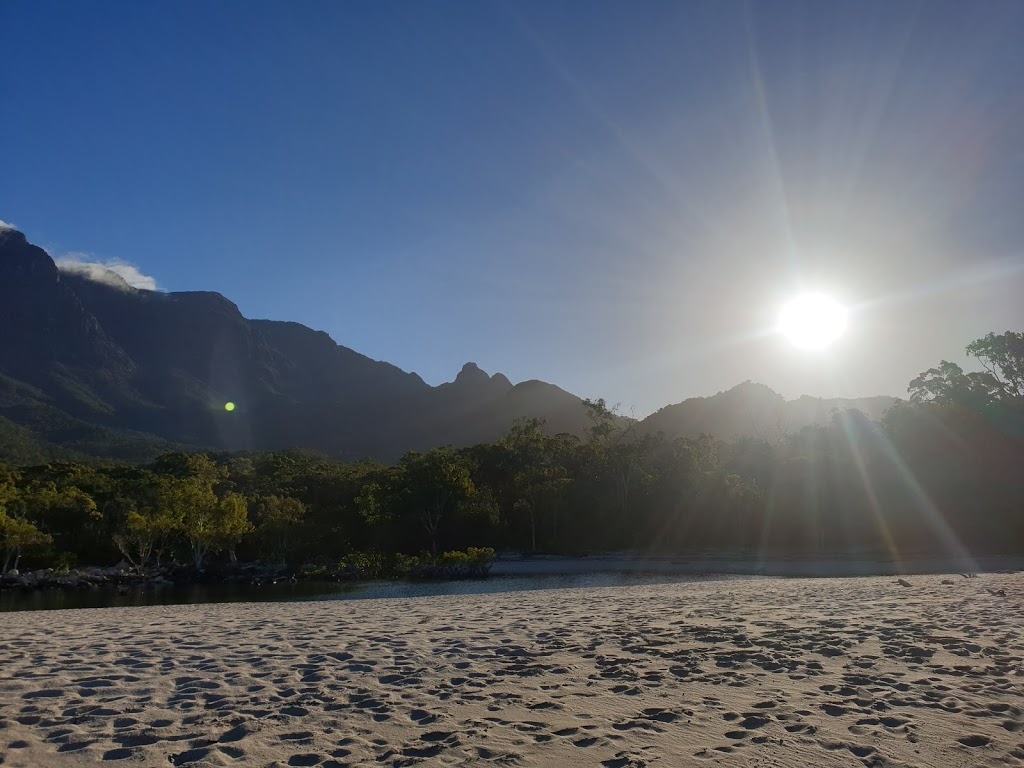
[1,574,1021,767]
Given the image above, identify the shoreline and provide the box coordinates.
[491,552,1024,578]
[3,552,1021,601]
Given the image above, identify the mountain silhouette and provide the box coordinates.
[638,381,898,442]
[0,227,899,461]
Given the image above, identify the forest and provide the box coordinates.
[1,331,1022,576]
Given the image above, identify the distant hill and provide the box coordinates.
[640,381,899,442]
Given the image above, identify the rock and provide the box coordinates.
[6,569,19,577]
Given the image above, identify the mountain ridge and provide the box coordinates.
[0,226,900,462]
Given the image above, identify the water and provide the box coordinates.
[0,572,746,612]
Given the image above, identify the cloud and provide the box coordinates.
[0,219,16,231]
[55,253,160,291]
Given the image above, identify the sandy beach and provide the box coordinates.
[1,573,1022,767]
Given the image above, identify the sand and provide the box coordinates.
[1,573,1021,767]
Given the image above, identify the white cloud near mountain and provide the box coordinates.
[55,253,160,291]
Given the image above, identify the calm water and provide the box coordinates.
[0,572,746,612]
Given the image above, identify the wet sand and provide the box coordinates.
[1,573,1021,767]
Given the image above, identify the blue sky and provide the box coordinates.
[3,1,1023,414]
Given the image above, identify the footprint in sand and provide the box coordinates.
[602,755,647,768]
[958,734,991,747]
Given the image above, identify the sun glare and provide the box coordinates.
[778,292,848,350]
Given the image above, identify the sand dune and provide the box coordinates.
[1,574,1022,767]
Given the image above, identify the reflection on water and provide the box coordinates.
[0,572,748,612]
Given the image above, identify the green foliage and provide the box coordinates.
[113,507,177,569]
[252,495,306,564]
[393,448,479,554]
[0,506,53,573]
[3,329,1024,573]
[53,551,77,573]
[147,456,253,569]
[355,483,387,525]
[334,547,495,581]
[10,471,105,563]
[966,331,1024,404]
[217,492,253,563]
[337,552,388,579]
[501,418,572,551]
[908,360,999,408]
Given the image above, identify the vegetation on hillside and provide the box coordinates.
[1,332,1022,576]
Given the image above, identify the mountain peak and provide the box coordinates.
[721,380,784,402]
[0,224,59,280]
[455,362,491,385]
[445,363,515,397]
[640,381,897,441]
[0,223,27,243]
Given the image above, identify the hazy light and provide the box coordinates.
[224,402,236,412]
[778,293,848,350]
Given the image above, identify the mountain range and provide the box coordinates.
[0,226,899,463]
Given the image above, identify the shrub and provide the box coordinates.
[337,552,387,579]
[466,547,496,577]
[405,547,495,580]
[54,551,77,574]
[392,552,420,578]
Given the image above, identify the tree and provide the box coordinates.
[398,448,477,555]
[582,398,658,523]
[907,332,1024,411]
[160,478,251,569]
[218,492,252,563]
[150,454,252,568]
[101,469,171,568]
[160,477,218,569]
[0,508,52,574]
[14,479,100,562]
[252,495,306,564]
[0,471,16,513]
[112,501,178,569]
[966,331,1024,405]
[907,360,999,408]
[501,418,572,551]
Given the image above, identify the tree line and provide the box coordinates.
[2,331,1022,574]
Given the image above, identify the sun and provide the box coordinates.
[778,292,848,350]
